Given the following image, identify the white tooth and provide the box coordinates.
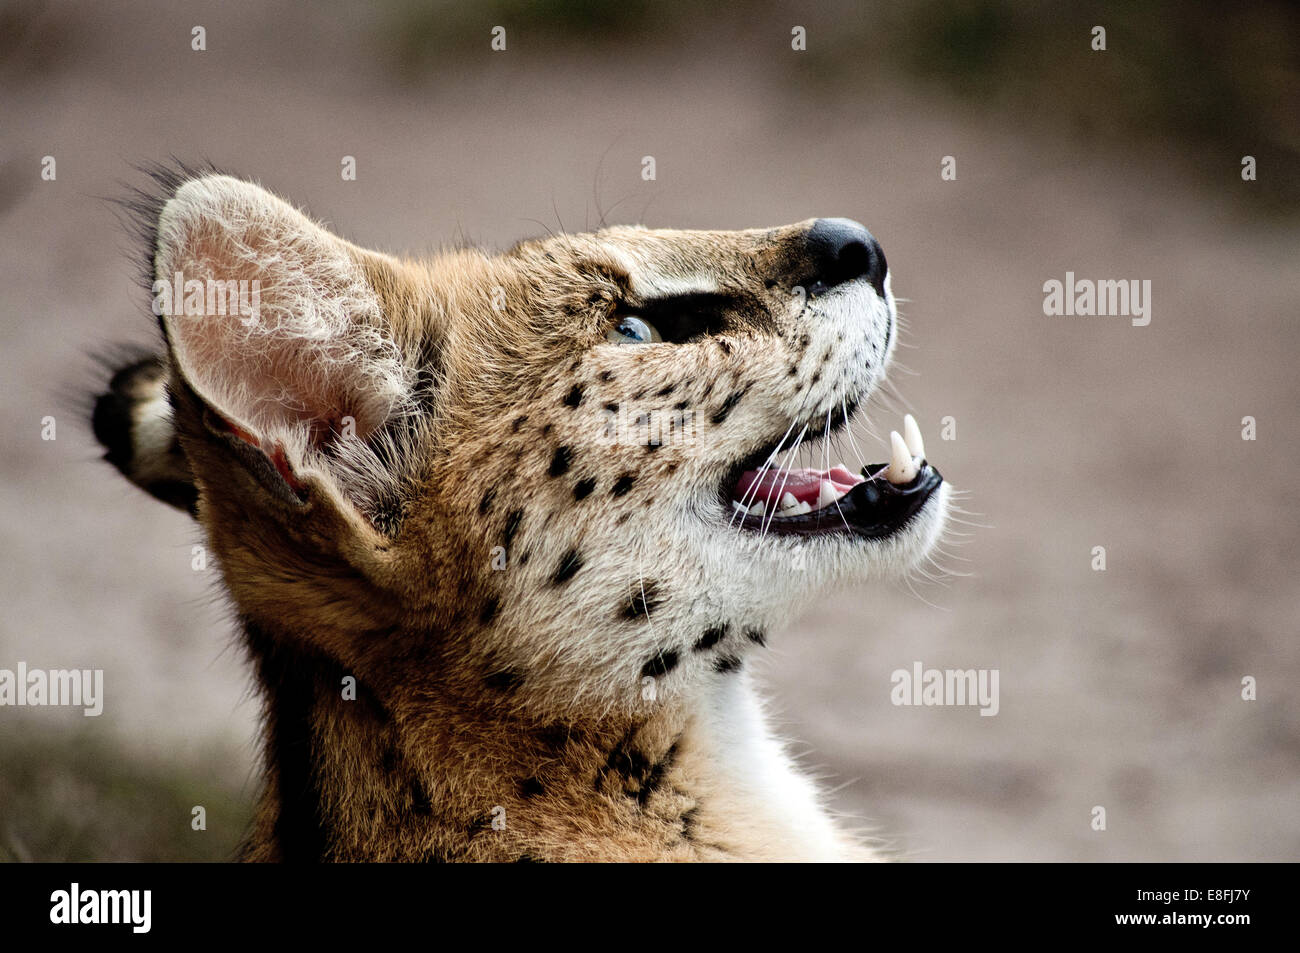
[816,480,839,509]
[903,414,925,459]
[748,500,766,516]
[779,492,798,511]
[792,501,812,515]
[732,500,747,513]
[886,431,918,484]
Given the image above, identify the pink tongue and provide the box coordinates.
[736,466,863,507]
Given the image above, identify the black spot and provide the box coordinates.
[600,737,652,793]
[634,742,679,808]
[479,597,500,626]
[622,580,663,619]
[811,372,822,385]
[503,509,523,548]
[485,668,524,692]
[573,477,597,500]
[681,805,700,840]
[563,384,584,408]
[599,370,615,382]
[789,365,799,376]
[512,414,528,432]
[711,390,746,424]
[603,402,619,413]
[645,441,660,452]
[657,384,676,397]
[714,654,743,674]
[549,446,572,477]
[541,422,553,437]
[674,400,689,411]
[520,549,532,565]
[478,487,496,515]
[409,778,434,816]
[467,812,495,838]
[536,723,574,750]
[597,734,682,808]
[718,339,733,355]
[694,625,728,652]
[552,548,584,585]
[519,777,545,799]
[641,649,679,678]
[745,627,767,646]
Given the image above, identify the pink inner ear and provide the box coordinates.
[205,408,308,492]
[157,197,413,450]
[176,301,383,443]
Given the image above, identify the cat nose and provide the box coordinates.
[803,218,887,298]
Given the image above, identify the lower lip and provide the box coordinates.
[734,463,943,538]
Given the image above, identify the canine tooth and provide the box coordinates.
[779,492,798,511]
[748,500,766,516]
[886,431,918,484]
[903,413,925,459]
[817,480,839,508]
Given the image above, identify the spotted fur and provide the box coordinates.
[91,168,950,861]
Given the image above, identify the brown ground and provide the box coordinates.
[1,1,1296,860]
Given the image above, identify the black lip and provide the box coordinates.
[734,462,943,538]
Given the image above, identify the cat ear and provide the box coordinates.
[149,174,428,517]
[152,174,417,443]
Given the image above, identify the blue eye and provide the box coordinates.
[606,315,662,344]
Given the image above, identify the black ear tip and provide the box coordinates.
[91,384,135,472]
[90,354,167,470]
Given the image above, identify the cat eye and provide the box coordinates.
[606,315,662,344]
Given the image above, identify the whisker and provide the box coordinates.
[729,419,798,527]
[761,425,807,537]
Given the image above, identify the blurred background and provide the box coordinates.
[1,0,1297,860]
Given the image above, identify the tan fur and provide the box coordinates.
[98,173,949,861]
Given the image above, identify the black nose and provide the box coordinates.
[804,217,887,298]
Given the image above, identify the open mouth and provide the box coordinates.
[726,414,942,538]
